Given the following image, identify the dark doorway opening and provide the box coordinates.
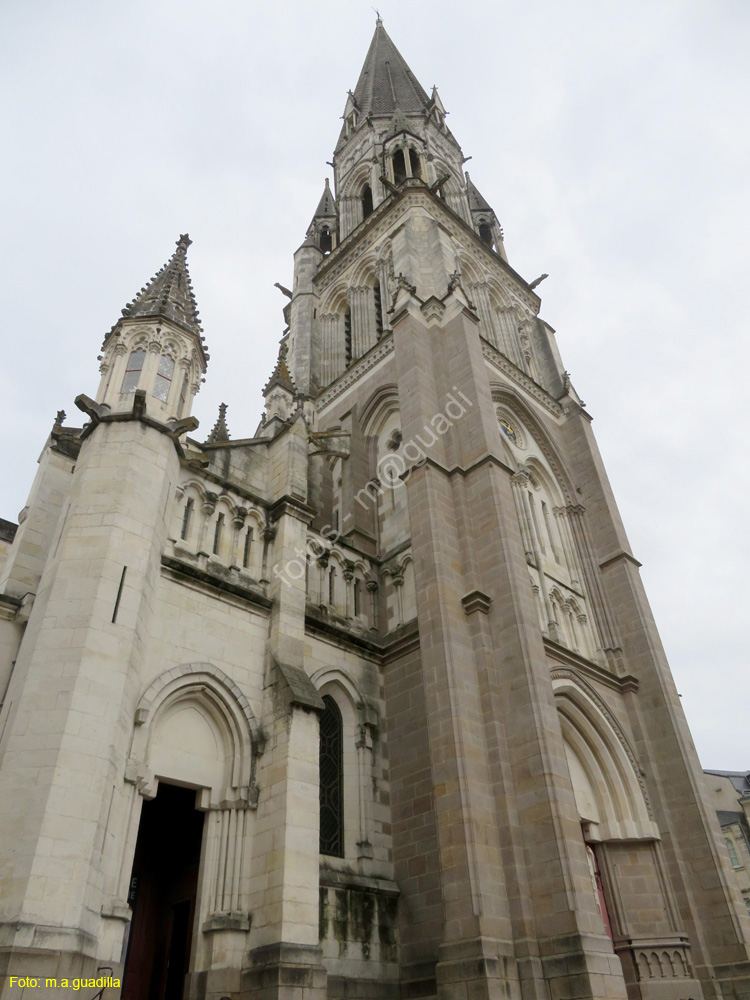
[122,783,205,1000]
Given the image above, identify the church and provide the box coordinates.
[1,19,748,1000]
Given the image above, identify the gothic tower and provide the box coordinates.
[0,20,748,1000]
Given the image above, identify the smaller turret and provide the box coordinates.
[262,344,297,435]
[95,234,208,421]
[466,174,507,262]
[304,178,338,255]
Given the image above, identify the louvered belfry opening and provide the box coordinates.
[319,695,344,857]
[393,149,407,185]
[362,185,374,219]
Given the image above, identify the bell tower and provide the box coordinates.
[279,18,750,1000]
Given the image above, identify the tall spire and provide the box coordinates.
[120,234,203,337]
[351,20,431,117]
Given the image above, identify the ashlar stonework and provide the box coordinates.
[1,19,749,1000]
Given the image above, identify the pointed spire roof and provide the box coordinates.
[205,402,231,444]
[351,19,431,117]
[121,234,203,337]
[466,174,495,215]
[263,345,296,396]
[313,178,337,219]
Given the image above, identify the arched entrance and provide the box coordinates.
[121,664,260,1000]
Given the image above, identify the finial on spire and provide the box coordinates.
[115,234,204,341]
[373,8,383,25]
[205,402,231,444]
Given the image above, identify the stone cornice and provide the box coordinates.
[545,639,638,693]
[482,340,563,419]
[599,549,642,571]
[178,458,269,511]
[319,864,400,897]
[75,391,199,459]
[317,335,395,411]
[305,604,383,660]
[268,495,315,525]
[381,620,420,662]
[161,554,272,611]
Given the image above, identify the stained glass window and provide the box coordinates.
[153,354,175,402]
[121,349,146,393]
[319,696,343,857]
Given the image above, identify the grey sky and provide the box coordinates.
[2,1,748,768]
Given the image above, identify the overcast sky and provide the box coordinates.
[1,1,748,769]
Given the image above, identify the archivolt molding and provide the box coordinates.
[134,661,261,746]
[551,668,655,822]
[484,342,563,419]
[358,383,400,438]
[310,665,364,708]
[490,385,574,503]
[310,666,379,735]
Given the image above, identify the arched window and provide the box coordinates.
[727,837,741,868]
[392,149,407,185]
[121,348,146,393]
[213,513,224,556]
[319,696,344,856]
[353,578,361,617]
[361,185,373,219]
[243,528,253,569]
[180,498,193,541]
[328,565,336,606]
[409,149,421,179]
[320,227,332,254]
[479,222,494,247]
[153,354,175,402]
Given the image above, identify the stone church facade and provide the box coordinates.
[1,20,749,1000]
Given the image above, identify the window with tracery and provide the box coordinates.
[153,354,175,402]
[319,696,344,856]
[121,348,146,393]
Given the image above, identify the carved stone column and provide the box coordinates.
[470,281,500,349]
[198,492,217,556]
[564,503,621,655]
[320,312,343,385]
[347,285,376,359]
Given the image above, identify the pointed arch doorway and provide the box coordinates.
[122,783,205,1000]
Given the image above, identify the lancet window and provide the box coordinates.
[319,696,344,857]
[152,353,175,402]
[121,348,146,393]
